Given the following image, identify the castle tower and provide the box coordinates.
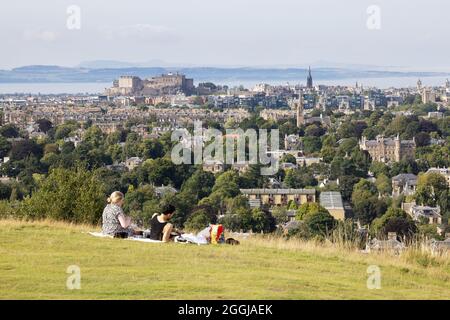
[359,136,367,151]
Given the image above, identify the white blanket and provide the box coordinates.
[88,232,163,243]
[177,233,209,245]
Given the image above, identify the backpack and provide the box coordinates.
[210,224,225,244]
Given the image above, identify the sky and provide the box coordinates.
[1,0,449,70]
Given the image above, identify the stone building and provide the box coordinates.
[359,135,415,163]
[124,157,143,171]
[107,73,194,96]
[319,191,345,221]
[391,173,417,197]
[402,202,442,225]
[240,188,316,208]
[202,159,224,174]
[284,134,302,151]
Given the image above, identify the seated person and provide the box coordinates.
[149,204,176,242]
[102,191,133,236]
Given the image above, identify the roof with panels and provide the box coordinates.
[320,191,344,209]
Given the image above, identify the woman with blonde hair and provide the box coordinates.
[102,191,133,236]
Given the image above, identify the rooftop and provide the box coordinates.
[392,173,418,182]
[320,192,344,209]
[240,188,316,195]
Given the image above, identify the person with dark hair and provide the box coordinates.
[148,204,176,242]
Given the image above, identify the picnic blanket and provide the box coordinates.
[176,233,208,245]
[88,232,163,243]
[87,232,208,245]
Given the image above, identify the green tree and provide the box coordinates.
[213,170,241,198]
[295,202,335,236]
[375,173,392,196]
[10,140,44,161]
[337,121,356,139]
[305,124,326,137]
[239,164,269,189]
[123,132,142,158]
[184,210,211,232]
[296,202,329,220]
[371,207,417,239]
[142,139,164,160]
[20,167,106,224]
[418,224,442,240]
[280,153,297,165]
[272,206,289,225]
[251,208,276,233]
[225,195,249,214]
[180,169,215,203]
[36,119,53,133]
[415,172,449,221]
[351,179,385,225]
[0,136,11,158]
[0,124,20,138]
[83,126,105,148]
[0,182,12,200]
[141,158,178,187]
[337,138,358,156]
[284,168,317,188]
[304,209,335,236]
[370,161,390,178]
[338,175,360,201]
[303,136,322,154]
[123,184,156,213]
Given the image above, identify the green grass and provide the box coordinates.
[0,220,449,300]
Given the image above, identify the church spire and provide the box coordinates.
[307,66,313,89]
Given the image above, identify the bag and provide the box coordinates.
[143,230,151,239]
[210,224,224,244]
[113,231,129,239]
[225,238,240,245]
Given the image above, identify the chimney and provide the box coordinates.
[388,232,397,241]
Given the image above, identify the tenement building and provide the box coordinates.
[359,135,416,163]
[240,188,316,208]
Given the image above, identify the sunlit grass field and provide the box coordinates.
[0,219,449,299]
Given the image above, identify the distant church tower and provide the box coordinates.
[307,66,313,89]
[288,93,305,128]
[417,79,422,91]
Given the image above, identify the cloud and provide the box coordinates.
[98,24,181,43]
[23,30,59,42]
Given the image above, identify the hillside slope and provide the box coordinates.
[0,220,448,300]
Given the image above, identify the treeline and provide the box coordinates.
[0,107,449,240]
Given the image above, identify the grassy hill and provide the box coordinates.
[0,220,449,300]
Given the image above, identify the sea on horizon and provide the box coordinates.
[0,76,448,95]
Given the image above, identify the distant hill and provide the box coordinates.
[77,60,139,69]
[77,59,192,69]
[0,65,447,84]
